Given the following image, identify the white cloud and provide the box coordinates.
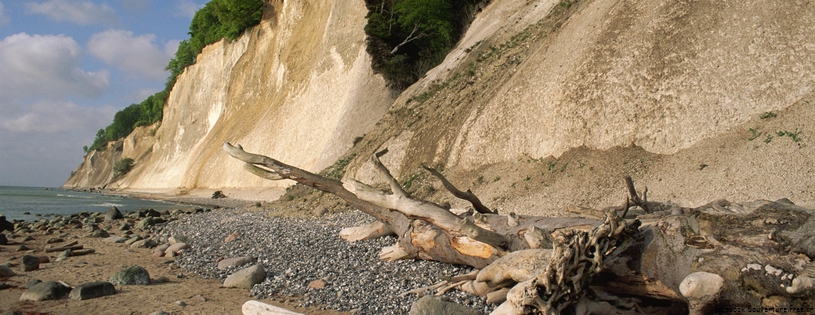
[0,2,10,25]
[0,33,109,101]
[0,100,116,133]
[88,30,172,81]
[174,0,204,18]
[25,0,119,26]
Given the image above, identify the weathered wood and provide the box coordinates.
[339,221,394,242]
[69,249,95,256]
[422,164,494,214]
[242,300,304,315]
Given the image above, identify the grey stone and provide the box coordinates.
[110,265,151,285]
[409,295,485,315]
[106,236,129,243]
[105,207,124,221]
[130,239,156,249]
[217,256,256,270]
[87,229,110,238]
[0,264,15,277]
[24,279,42,289]
[164,242,189,255]
[119,222,132,231]
[148,311,170,315]
[0,215,12,232]
[125,235,142,245]
[136,217,154,229]
[222,264,266,289]
[69,281,116,300]
[20,255,40,271]
[313,205,327,217]
[169,234,190,245]
[19,281,71,301]
[0,233,7,245]
[0,311,22,315]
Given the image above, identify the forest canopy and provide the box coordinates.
[86,0,263,154]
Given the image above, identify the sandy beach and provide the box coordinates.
[0,193,351,315]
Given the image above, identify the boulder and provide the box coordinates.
[135,217,154,229]
[408,295,485,315]
[110,265,151,285]
[0,215,13,232]
[87,229,110,238]
[105,207,124,221]
[0,282,9,290]
[130,239,156,249]
[20,255,40,272]
[169,234,190,245]
[222,265,266,289]
[19,281,71,301]
[106,236,129,243]
[224,232,240,243]
[69,281,116,300]
[0,264,15,277]
[0,233,8,245]
[165,242,189,255]
[217,257,256,270]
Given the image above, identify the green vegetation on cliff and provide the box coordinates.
[364,0,483,89]
[86,0,263,154]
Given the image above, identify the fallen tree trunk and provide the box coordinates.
[224,142,815,314]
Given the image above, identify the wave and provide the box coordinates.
[56,193,93,199]
[92,202,124,208]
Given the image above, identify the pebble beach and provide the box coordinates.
[1,201,494,315]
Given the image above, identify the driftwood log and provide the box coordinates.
[224,142,815,314]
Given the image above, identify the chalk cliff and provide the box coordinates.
[67,0,815,210]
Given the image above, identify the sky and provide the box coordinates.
[0,0,207,187]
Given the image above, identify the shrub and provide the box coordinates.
[113,158,135,178]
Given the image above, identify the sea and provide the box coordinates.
[0,185,183,222]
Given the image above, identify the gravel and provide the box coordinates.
[157,208,494,314]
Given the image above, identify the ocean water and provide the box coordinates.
[0,186,183,222]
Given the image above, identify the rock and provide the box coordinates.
[152,251,165,258]
[45,237,63,244]
[57,249,71,261]
[136,217,155,229]
[308,279,328,290]
[211,190,227,199]
[223,264,266,289]
[105,207,124,221]
[69,281,116,300]
[0,265,15,277]
[24,279,42,288]
[165,242,189,255]
[153,276,170,284]
[408,295,485,315]
[224,232,240,243]
[0,215,13,232]
[193,294,207,302]
[19,281,71,301]
[313,206,327,217]
[169,234,190,245]
[119,222,132,231]
[217,257,256,270]
[130,239,156,249]
[0,282,9,290]
[154,244,170,252]
[35,255,49,264]
[125,236,142,245]
[1,310,22,315]
[106,236,129,243]
[110,265,151,285]
[87,229,110,238]
[20,255,40,271]
[174,300,187,307]
[16,245,29,251]
[0,233,6,245]
[148,311,170,315]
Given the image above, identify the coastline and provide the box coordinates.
[0,189,353,315]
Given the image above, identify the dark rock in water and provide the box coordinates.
[110,265,151,285]
[409,295,485,315]
[222,264,265,289]
[0,215,13,232]
[0,233,7,245]
[20,255,40,271]
[211,190,227,199]
[69,281,116,300]
[105,207,124,221]
[19,281,71,301]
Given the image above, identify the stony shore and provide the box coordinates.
[0,197,493,315]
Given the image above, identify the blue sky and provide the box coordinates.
[0,0,207,187]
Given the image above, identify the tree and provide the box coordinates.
[224,142,815,314]
[113,158,135,178]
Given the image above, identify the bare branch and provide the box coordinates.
[422,164,494,214]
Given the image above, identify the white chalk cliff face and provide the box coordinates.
[66,0,393,192]
[67,0,815,207]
